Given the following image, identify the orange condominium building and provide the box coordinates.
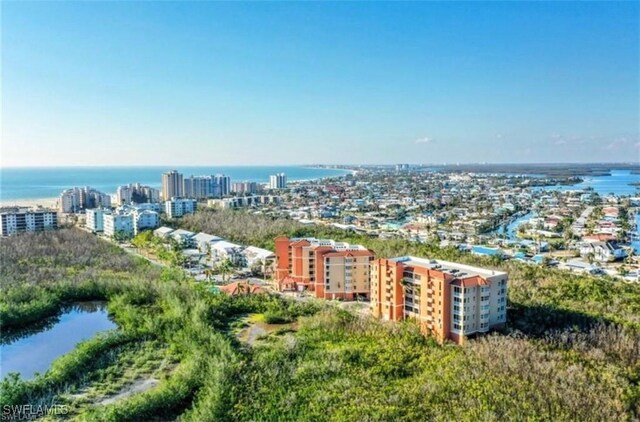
[371,256,507,344]
[274,236,375,300]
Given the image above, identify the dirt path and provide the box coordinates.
[245,324,268,345]
[99,378,160,405]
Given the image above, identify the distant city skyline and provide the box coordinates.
[2,2,638,166]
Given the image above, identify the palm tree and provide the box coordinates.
[203,267,215,282]
[217,258,234,283]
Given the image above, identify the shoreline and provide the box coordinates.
[1,167,353,207]
[0,197,59,209]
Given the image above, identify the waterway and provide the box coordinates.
[534,169,640,196]
[0,302,116,380]
[633,212,640,255]
[490,212,536,240]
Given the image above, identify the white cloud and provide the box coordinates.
[415,137,433,144]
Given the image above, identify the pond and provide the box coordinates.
[1,301,117,380]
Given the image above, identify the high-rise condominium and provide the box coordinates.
[59,187,111,214]
[214,174,231,196]
[162,170,184,200]
[269,173,287,189]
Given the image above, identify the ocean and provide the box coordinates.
[0,166,350,201]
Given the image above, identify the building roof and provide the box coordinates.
[390,256,506,279]
[193,232,223,244]
[244,246,275,260]
[212,240,243,251]
[172,229,196,238]
[154,226,175,236]
[219,281,266,295]
[322,249,374,258]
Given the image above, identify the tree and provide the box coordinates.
[203,267,215,282]
[217,258,234,282]
[112,230,132,243]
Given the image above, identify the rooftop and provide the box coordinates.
[290,237,368,251]
[390,256,506,279]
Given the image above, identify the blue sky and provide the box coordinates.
[2,2,638,166]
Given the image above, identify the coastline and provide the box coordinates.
[0,197,58,209]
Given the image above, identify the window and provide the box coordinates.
[481,295,489,301]
[454,297,461,303]
[453,314,460,321]
[453,305,461,312]
[454,286,462,293]
[453,324,461,330]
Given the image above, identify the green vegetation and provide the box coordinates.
[230,310,638,421]
[1,227,639,420]
[182,209,640,328]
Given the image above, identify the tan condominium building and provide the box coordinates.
[274,236,375,300]
[370,256,507,344]
[161,170,184,201]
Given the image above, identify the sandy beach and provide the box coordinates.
[0,197,59,209]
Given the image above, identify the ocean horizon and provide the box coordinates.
[0,166,351,201]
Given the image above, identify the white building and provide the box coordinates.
[96,205,159,238]
[214,174,231,196]
[580,241,627,262]
[86,208,107,233]
[243,246,275,271]
[232,181,258,195]
[211,240,245,266]
[192,232,223,253]
[59,187,111,214]
[207,195,281,209]
[116,183,160,205]
[269,173,287,190]
[154,226,175,238]
[132,209,159,234]
[165,198,197,219]
[170,229,197,248]
[0,208,58,236]
[183,175,223,199]
[104,212,134,238]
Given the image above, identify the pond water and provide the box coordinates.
[1,302,116,380]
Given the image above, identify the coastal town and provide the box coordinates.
[2,166,639,322]
[3,1,640,419]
